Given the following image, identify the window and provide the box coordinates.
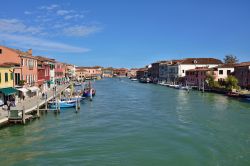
[5,73,8,82]
[219,70,223,75]
[10,73,13,80]
[182,70,185,73]
[227,70,231,75]
[0,49,2,54]
[0,73,1,83]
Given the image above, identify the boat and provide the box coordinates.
[227,91,240,97]
[49,100,76,108]
[178,86,190,90]
[131,78,138,81]
[82,81,96,97]
[74,82,82,86]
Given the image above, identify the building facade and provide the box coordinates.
[166,58,222,84]
[102,67,113,78]
[234,62,250,89]
[113,68,128,77]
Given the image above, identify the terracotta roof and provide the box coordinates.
[180,58,223,65]
[186,67,211,72]
[1,62,20,67]
[213,64,236,68]
[35,56,56,63]
[235,62,250,67]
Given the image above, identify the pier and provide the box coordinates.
[0,83,70,126]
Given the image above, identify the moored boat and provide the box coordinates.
[227,91,240,97]
[49,100,76,108]
[82,81,96,97]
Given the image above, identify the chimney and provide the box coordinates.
[27,49,32,55]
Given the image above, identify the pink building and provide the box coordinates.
[185,67,214,87]
[55,62,66,85]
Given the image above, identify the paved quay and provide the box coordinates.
[0,83,70,125]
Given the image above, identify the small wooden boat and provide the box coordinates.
[49,100,76,108]
[227,92,240,97]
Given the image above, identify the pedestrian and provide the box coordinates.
[7,100,11,110]
[23,95,25,101]
[42,92,45,99]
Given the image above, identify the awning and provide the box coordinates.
[27,86,40,92]
[17,88,29,93]
[0,87,18,95]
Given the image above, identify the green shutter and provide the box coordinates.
[5,73,8,82]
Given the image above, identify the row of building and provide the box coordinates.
[75,67,138,79]
[136,58,250,89]
[0,46,76,105]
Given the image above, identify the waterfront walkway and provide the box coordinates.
[0,83,70,125]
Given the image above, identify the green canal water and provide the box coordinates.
[1,78,250,166]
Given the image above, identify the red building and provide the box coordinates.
[185,67,214,88]
[36,56,52,91]
[234,62,250,89]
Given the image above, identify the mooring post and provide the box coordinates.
[75,99,78,112]
[37,101,40,118]
[77,98,80,110]
[90,88,93,101]
[22,108,25,125]
[58,98,61,113]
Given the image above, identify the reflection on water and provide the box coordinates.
[0,78,250,166]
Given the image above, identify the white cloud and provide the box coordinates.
[24,11,32,15]
[0,33,89,53]
[39,4,59,10]
[0,19,42,34]
[63,25,101,37]
[56,10,72,16]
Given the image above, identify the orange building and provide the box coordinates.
[0,46,38,87]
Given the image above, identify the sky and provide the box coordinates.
[0,0,250,68]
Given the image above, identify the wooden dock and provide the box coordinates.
[0,84,70,125]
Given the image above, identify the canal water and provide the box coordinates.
[0,78,250,166]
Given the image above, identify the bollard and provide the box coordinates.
[37,101,40,118]
[22,109,26,124]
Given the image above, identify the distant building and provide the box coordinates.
[166,58,223,84]
[102,67,113,78]
[127,68,138,78]
[234,62,250,89]
[76,66,102,80]
[136,68,148,79]
[113,68,128,77]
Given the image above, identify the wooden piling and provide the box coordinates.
[37,101,40,118]
[22,109,25,124]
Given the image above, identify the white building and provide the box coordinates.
[213,64,235,81]
[166,58,223,83]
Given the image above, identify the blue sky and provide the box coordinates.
[0,0,250,68]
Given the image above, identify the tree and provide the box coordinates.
[206,74,215,87]
[225,75,240,91]
[224,54,238,64]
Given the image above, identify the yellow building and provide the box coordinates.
[0,65,14,88]
[0,65,17,105]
